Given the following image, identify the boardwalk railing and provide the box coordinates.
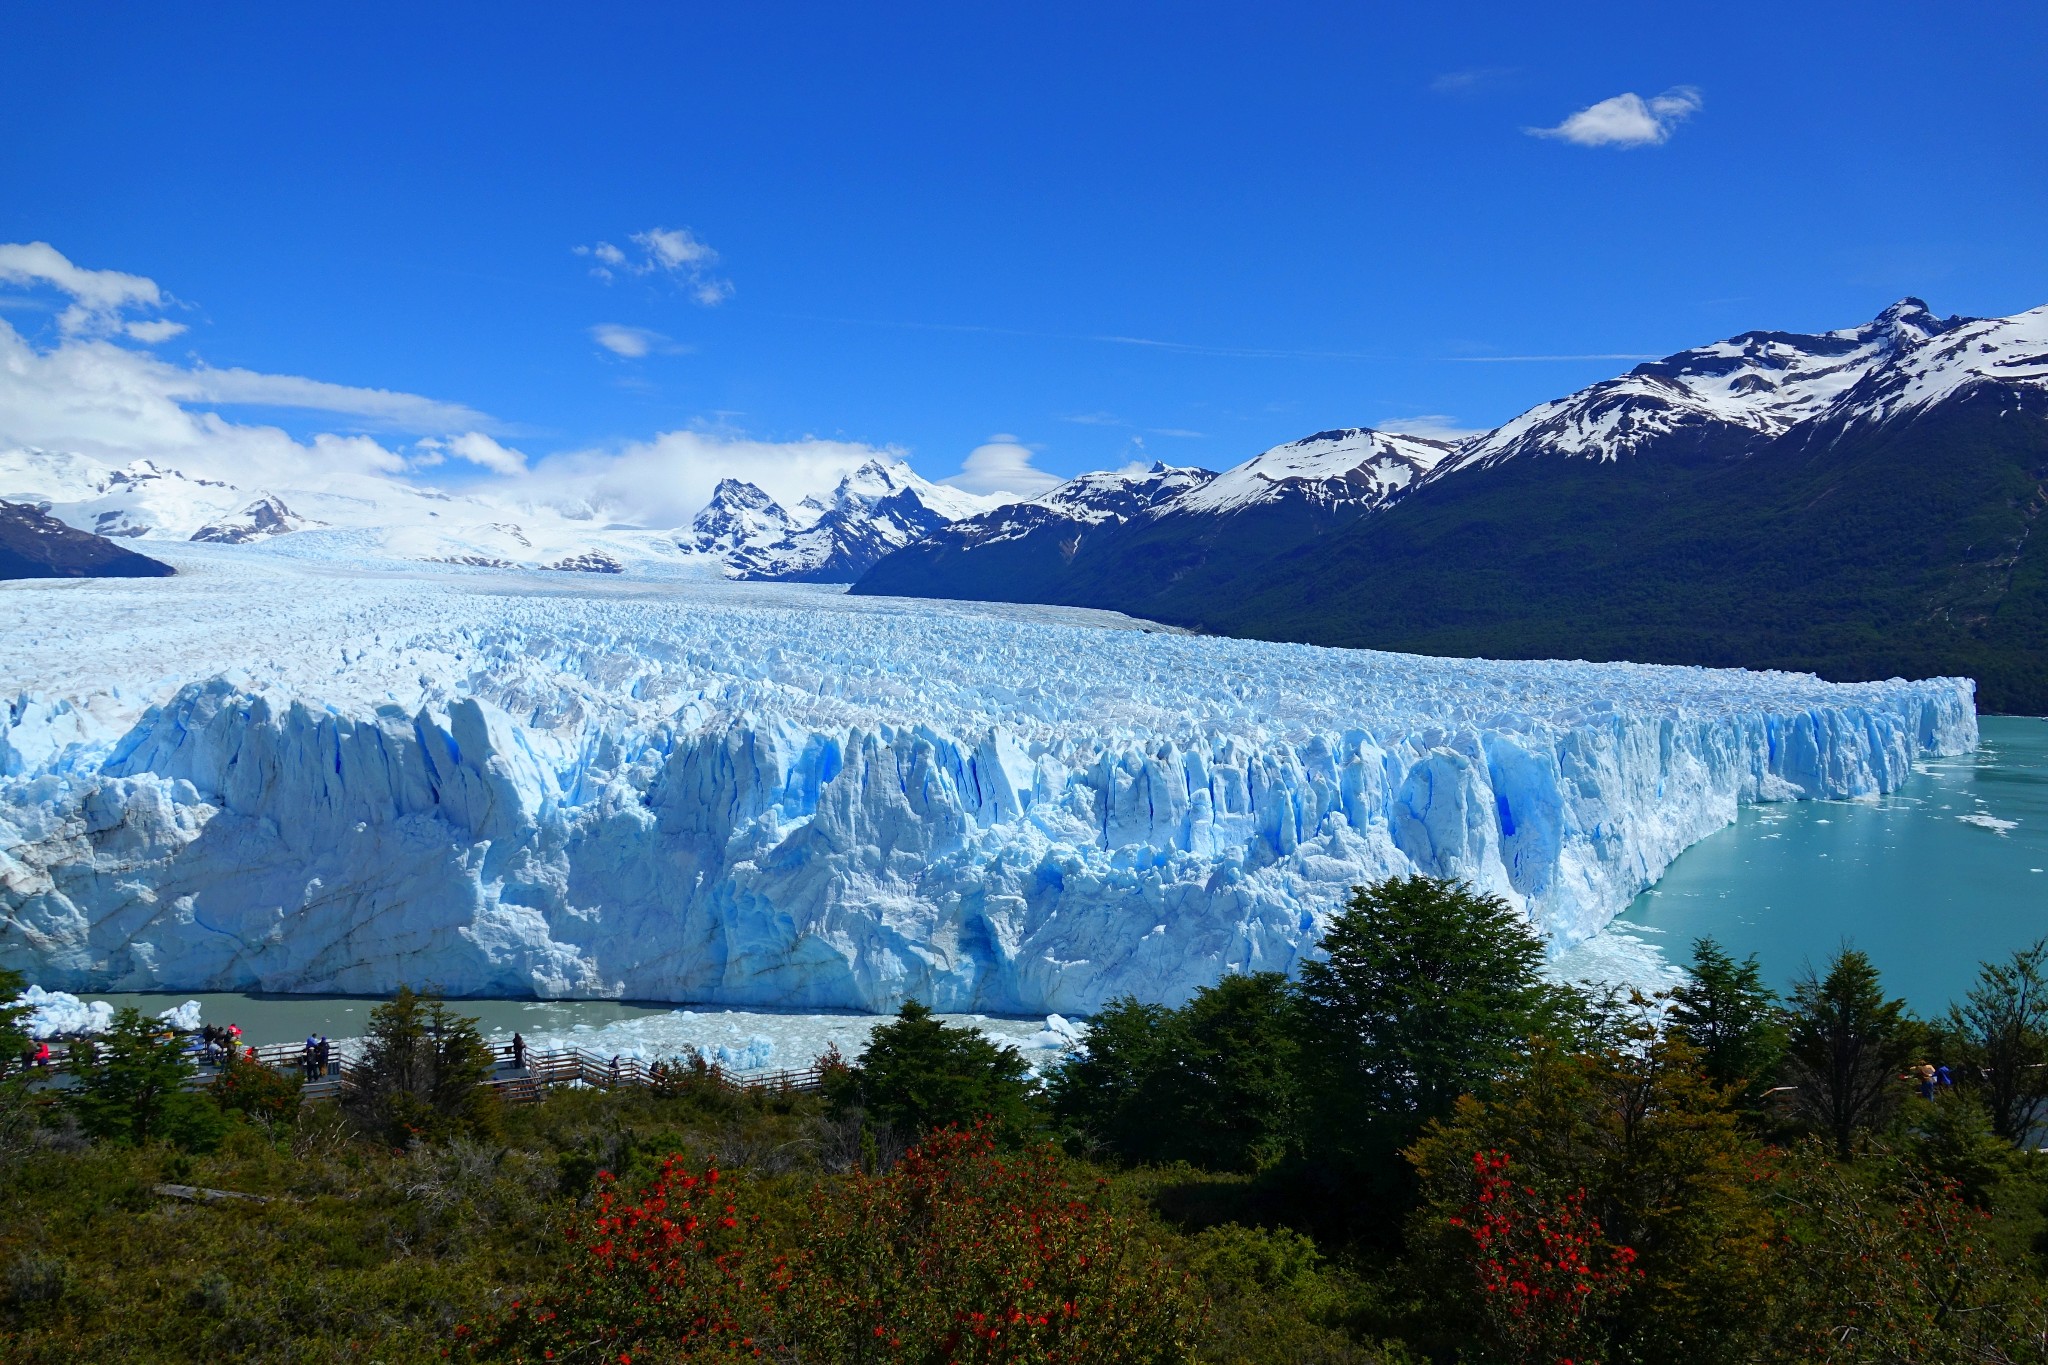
[19,1037,829,1108]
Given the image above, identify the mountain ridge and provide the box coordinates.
[854,299,2048,712]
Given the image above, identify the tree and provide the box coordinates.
[1048,972,1300,1171]
[64,1007,227,1150]
[1667,936,1786,1106]
[0,966,28,1070]
[347,986,497,1143]
[1938,937,2048,1144]
[1294,876,1572,1201]
[1047,996,1178,1160]
[1783,948,1917,1160]
[830,1001,1040,1139]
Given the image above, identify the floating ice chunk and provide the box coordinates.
[158,1000,203,1031]
[1958,813,2019,834]
[13,986,115,1040]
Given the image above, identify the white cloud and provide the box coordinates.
[123,319,188,343]
[1376,413,1486,442]
[943,438,1064,497]
[421,431,528,475]
[634,228,716,271]
[576,226,734,304]
[589,323,676,358]
[1529,86,1701,148]
[0,318,412,487]
[0,240,186,339]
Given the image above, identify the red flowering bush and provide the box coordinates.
[784,1124,1198,1364]
[455,1158,778,1363]
[453,1125,1198,1364]
[1445,1150,1639,1365]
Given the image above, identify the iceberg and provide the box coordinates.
[0,547,1976,1013]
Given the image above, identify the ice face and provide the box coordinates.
[0,545,1977,1013]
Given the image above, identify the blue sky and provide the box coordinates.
[3,2,2045,510]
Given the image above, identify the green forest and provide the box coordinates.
[6,877,2048,1363]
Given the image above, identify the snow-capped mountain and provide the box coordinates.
[853,297,2048,712]
[723,458,1005,582]
[190,494,318,544]
[1168,428,1454,516]
[1439,299,1997,474]
[0,451,244,540]
[854,462,1215,601]
[687,478,798,555]
[0,446,1005,583]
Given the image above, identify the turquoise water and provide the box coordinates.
[1612,716,2048,1014]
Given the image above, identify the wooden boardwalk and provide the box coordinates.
[25,1037,828,1107]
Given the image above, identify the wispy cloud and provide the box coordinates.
[1448,353,1661,363]
[1059,411,1126,426]
[589,323,682,358]
[576,226,734,304]
[1529,87,1701,148]
[1377,414,1485,442]
[168,365,491,429]
[1148,427,1205,439]
[1432,67,1512,95]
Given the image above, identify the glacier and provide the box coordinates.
[1,541,1977,1014]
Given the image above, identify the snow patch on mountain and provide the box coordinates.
[1442,299,2004,474]
[724,458,1006,582]
[191,494,318,544]
[1169,428,1456,516]
[0,547,1975,1011]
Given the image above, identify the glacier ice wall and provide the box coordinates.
[0,553,1977,1012]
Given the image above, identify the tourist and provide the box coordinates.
[316,1035,331,1077]
[1936,1062,1954,1089]
[512,1032,526,1070]
[608,1054,621,1085]
[33,1041,51,1071]
[1916,1061,1937,1100]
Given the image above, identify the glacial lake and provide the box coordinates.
[1602,714,2048,1013]
[73,717,2048,1046]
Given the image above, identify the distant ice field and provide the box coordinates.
[2,541,1976,1013]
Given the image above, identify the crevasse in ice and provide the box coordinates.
[0,553,1977,1012]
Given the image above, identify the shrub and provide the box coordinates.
[458,1125,1203,1364]
[208,1047,304,1127]
[1443,1151,1638,1365]
[458,1156,776,1363]
[787,1125,1202,1363]
[1772,1149,2048,1360]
